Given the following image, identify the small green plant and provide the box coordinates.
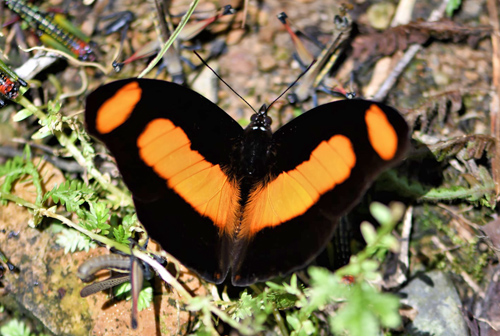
[53,224,95,254]
[0,319,31,336]
[262,202,403,336]
[446,0,462,16]
[187,202,404,336]
[0,319,49,336]
[114,281,154,311]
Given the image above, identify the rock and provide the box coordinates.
[258,54,277,72]
[399,271,468,336]
[226,29,246,46]
[191,61,220,104]
[478,266,500,335]
[0,160,204,335]
[367,2,396,30]
[481,217,500,260]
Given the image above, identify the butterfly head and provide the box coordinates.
[248,104,272,132]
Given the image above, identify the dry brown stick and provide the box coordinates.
[372,0,450,101]
[384,206,413,289]
[487,0,500,196]
[431,236,485,298]
[242,0,249,28]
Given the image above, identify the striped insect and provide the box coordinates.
[5,0,96,61]
[0,59,27,107]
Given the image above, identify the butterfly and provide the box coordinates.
[85,78,409,286]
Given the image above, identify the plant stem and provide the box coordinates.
[0,191,38,209]
[138,0,199,78]
[273,308,289,336]
[17,96,133,206]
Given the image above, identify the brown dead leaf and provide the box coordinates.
[352,19,492,64]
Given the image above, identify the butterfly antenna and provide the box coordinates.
[193,50,258,114]
[266,60,316,112]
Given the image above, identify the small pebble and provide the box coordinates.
[367,2,396,30]
[258,54,277,72]
[226,29,246,45]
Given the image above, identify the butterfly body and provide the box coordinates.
[86,78,409,286]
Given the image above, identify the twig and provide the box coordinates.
[16,96,133,206]
[0,146,84,173]
[371,0,451,101]
[487,0,500,195]
[384,206,412,288]
[9,191,252,334]
[59,68,89,100]
[391,0,416,26]
[430,235,485,298]
[437,203,481,230]
[241,0,249,28]
[19,46,107,74]
[15,55,58,80]
[138,0,199,78]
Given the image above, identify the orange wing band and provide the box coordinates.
[96,81,142,134]
[137,118,239,233]
[365,104,398,160]
[241,135,356,237]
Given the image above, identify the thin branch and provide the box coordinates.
[372,0,451,101]
[16,96,133,206]
[138,0,199,78]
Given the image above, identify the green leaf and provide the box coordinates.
[369,202,392,226]
[121,214,136,232]
[0,319,31,336]
[187,296,211,312]
[114,281,132,297]
[293,107,303,118]
[44,180,92,213]
[114,281,153,311]
[380,234,399,252]
[113,225,131,245]
[12,108,33,122]
[31,125,52,139]
[238,118,250,127]
[287,315,300,330]
[329,283,401,336]
[83,202,111,235]
[265,288,297,310]
[111,214,136,244]
[137,285,153,311]
[47,100,62,114]
[56,227,95,253]
[360,222,377,244]
[302,320,315,335]
[308,267,344,309]
[0,146,43,206]
[231,292,251,320]
[446,0,461,16]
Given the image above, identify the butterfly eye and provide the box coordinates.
[265,116,272,125]
[251,114,257,122]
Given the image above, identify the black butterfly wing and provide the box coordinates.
[86,78,244,284]
[231,100,409,285]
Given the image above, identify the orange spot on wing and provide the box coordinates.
[241,135,355,236]
[365,104,398,160]
[137,118,240,233]
[96,81,142,134]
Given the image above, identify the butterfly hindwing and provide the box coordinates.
[85,78,244,283]
[231,100,409,285]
